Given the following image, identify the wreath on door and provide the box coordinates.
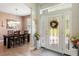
[50,20,58,28]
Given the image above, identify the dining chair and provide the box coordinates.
[7,30,14,35]
[8,36,14,48]
[14,30,20,35]
[23,30,29,43]
[13,30,21,46]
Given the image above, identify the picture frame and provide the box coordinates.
[6,19,20,29]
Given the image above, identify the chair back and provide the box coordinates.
[14,30,20,35]
[7,30,14,35]
[24,30,28,35]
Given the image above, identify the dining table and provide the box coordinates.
[3,33,30,48]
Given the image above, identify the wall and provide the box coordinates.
[0,12,23,40]
[72,4,79,36]
[21,16,25,33]
[21,15,31,32]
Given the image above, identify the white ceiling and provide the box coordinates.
[0,3,31,16]
[0,3,59,16]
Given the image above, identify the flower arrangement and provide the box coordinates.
[34,32,40,40]
[70,34,79,44]
[70,34,79,48]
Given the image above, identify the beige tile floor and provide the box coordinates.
[0,41,62,56]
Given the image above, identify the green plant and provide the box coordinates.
[70,34,79,41]
[34,32,40,40]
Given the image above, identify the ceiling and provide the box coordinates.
[0,3,59,16]
[0,3,31,16]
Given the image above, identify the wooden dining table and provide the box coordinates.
[3,33,30,48]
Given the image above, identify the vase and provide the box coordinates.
[72,44,78,49]
[36,40,40,49]
[34,37,40,49]
[72,40,79,49]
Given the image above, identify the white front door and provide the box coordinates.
[40,13,64,53]
[39,11,74,55]
[46,14,65,53]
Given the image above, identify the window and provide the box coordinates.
[40,4,72,14]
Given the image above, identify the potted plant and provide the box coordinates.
[34,32,40,40]
[34,32,40,49]
[70,34,79,49]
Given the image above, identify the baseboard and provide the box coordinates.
[41,47,71,56]
[63,54,70,56]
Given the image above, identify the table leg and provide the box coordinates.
[7,38,11,48]
[27,34,30,43]
[4,36,6,46]
[23,36,25,44]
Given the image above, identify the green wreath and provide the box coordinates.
[50,20,58,28]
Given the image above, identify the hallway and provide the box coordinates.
[0,3,79,56]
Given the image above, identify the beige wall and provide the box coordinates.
[0,12,23,40]
[22,15,30,31]
[72,4,79,36]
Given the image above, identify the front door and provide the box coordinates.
[40,11,71,54]
[46,14,64,53]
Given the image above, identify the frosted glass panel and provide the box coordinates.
[64,15,70,50]
[49,28,59,44]
[48,17,59,45]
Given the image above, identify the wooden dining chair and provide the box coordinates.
[14,30,20,35]
[8,36,14,48]
[24,30,29,43]
[13,30,21,46]
[7,30,14,35]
